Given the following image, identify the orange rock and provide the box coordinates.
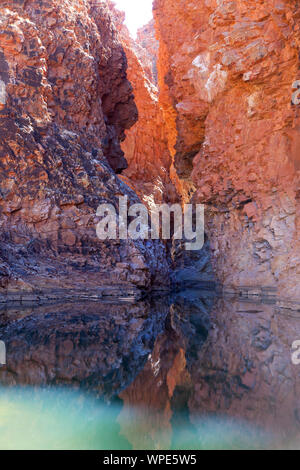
[0,0,170,298]
[243,202,257,220]
[110,11,178,206]
[154,0,300,298]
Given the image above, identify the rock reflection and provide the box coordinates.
[0,299,169,397]
[118,291,300,449]
[118,291,213,449]
[0,291,299,449]
[188,296,300,448]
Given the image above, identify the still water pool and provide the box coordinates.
[0,290,299,450]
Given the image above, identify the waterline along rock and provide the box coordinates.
[0,0,169,299]
[1,0,300,301]
[154,0,300,300]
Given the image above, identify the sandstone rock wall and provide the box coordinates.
[154,0,300,299]
[136,20,159,85]
[0,0,169,297]
[111,14,178,207]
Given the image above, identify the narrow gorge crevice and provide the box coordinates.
[1,0,300,305]
[0,0,172,302]
[0,0,300,451]
[111,2,216,291]
[0,0,216,302]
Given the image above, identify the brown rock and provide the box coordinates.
[136,20,159,85]
[109,10,178,207]
[0,0,169,298]
[154,0,300,299]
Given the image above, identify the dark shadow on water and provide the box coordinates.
[0,289,299,449]
[0,297,170,397]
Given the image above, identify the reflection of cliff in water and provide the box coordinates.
[0,299,170,397]
[0,294,213,400]
[119,291,212,449]
[0,290,299,449]
[188,295,300,447]
[119,291,300,449]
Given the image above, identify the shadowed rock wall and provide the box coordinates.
[154,0,300,299]
[0,0,169,297]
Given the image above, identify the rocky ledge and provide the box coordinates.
[0,0,169,300]
[154,0,300,300]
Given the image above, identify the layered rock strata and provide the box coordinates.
[113,16,177,206]
[154,0,300,299]
[0,0,169,298]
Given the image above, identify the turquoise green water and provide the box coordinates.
[0,292,299,450]
[0,387,269,450]
[0,388,130,450]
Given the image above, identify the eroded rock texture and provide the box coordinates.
[121,36,177,206]
[136,20,159,85]
[108,8,177,207]
[0,0,169,297]
[154,0,300,299]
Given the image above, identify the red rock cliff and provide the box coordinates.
[109,10,178,207]
[136,20,159,85]
[0,0,169,299]
[154,0,300,299]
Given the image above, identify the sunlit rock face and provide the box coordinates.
[136,20,159,86]
[0,0,169,297]
[109,10,178,207]
[154,0,300,299]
